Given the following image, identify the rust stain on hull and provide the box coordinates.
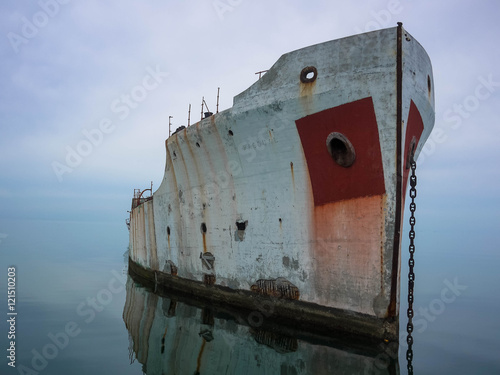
[202,232,207,253]
[196,338,207,373]
[311,195,386,314]
[250,329,298,353]
[299,80,316,115]
[251,277,300,300]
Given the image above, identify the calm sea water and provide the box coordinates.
[1,218,499,374]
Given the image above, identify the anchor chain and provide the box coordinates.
[406,157,417,374]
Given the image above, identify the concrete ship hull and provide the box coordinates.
[128,24,435,341]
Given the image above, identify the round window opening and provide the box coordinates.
[326,132,356,168]
[300,66,317,83]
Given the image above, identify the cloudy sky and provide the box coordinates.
[1,0,499,233]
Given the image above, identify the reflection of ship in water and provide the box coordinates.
[123,277,400,374]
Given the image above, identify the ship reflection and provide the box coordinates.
[123,277,400,375]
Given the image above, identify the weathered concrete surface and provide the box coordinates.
[128,25,435,339]
[129,257,398,341]
[129,199,158,270]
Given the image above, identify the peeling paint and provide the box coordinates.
[251,329,298,353]
[251,277,300,300]
[282,256,299,270]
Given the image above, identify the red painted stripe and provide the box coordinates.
[296,97,385,206]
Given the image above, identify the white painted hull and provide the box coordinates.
[128,25,435,339]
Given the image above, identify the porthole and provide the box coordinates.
[228,130,234,136]
[427,75,432,95]
[326,132,356,168]
[300,66,317,83]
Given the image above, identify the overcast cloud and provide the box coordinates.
[1,0,499,235]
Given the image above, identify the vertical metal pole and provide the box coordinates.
[188,104,191,127]
[168,116,173,137]
[201,96,205,120]
[216,87,220,114]
[389,21,404,318]
[201,97,204,121]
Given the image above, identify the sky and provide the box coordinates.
[1,0,499,233]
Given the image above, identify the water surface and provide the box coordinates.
[0,219,499,374]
